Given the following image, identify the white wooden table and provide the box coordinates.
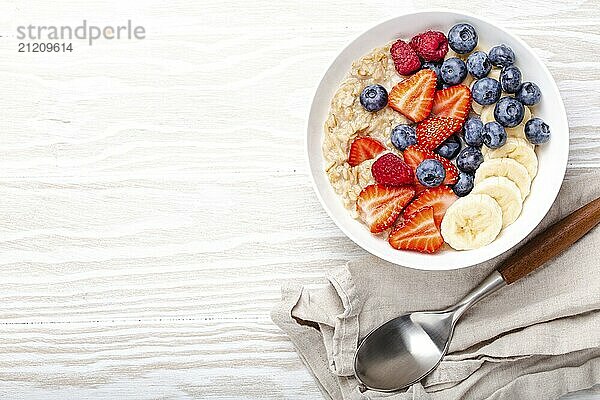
[0,0,599,398]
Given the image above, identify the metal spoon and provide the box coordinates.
[354,196,600,392]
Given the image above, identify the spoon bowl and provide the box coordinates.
[354,310,455,391]
[353,196,600,392]
[354,271,507,391]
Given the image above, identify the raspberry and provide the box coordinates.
[409,31,448,62]
[390,39,421,75]
[371,153,414,186]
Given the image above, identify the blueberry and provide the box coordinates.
[524,118,551,144]
[456,146,484,172]
[416,159,446,188]
[448,23,478,54]
[516,82,541,106]
[500,65,522,93]
[488,44,515,67]
[452,172,475,197]
[494,97,525,127]
[463,116,484,147]
[472,77,502,105]
[466,51,491,79]
[440,57,467,86]
[435,134,462,159]
[482,121,507,149]
[359,84,388,112]
[421,61,443,88]
[390,124,417,151]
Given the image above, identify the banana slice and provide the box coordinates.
[481,136,533,157]
[504,124,526,140]
[472,177,523,227]
[440,194,503,250]
[484,138,538,179]
[475,158,531,199]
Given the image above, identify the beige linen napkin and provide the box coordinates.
[272,169,600,400]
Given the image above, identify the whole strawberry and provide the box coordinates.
[390,39,421,75]
[371,153,414,186]
[409,31,448,62]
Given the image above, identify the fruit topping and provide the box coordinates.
[452,172,475,197]
[482,121,507,149]
[440,57,468,86]
[371,153,414,186]
[388,69,437,122]
[403,145,459,185]
[463,116,484,147]
[494,97,525,127]
[475,158,532,199]
[515,82,541,106]
[472,176,523,228]
[388,206,444,253]
[416,159,446,188]
[435,134,462,159]
[484,137,538,179]
[409,30,448,62]
[431,84,471,122]
[404,185,458,226]
[466,51,492,79]
[357,184,416,233]
[420,61,443,88]
[440,194,503,250]
[500,65,522,94]
[416,116,463,150]
[524,118,551,144]
[472,77,502,105]
[359,84,389,112]
[488,44,515,67]
[348,137,386,166]
[390,39,421,75]
[456,146,484,173]
[391,124,417,151]
[448,23,478,54]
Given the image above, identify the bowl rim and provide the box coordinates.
[305,9,569,270]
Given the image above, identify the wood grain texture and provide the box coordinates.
[499,196,600,283]
[0,0,598,398]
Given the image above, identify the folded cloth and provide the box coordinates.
[271,169,600,400]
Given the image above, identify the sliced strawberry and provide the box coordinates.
[404,186,458,227]
[416,117,462,150]
[388,206,444,253]
[414,182,428,194]
[356,184,416,233]
[371,153,414,186]
[431,85,472,122]
[403,145,459,185]
[388,69,436,123]
[348,137,386,167]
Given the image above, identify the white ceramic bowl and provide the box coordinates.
[306,10,568,270]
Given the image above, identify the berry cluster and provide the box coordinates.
[343,22,552,253]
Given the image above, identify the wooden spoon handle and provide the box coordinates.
[498,196,600,284]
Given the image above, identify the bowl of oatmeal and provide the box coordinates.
[306,10,568,270]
